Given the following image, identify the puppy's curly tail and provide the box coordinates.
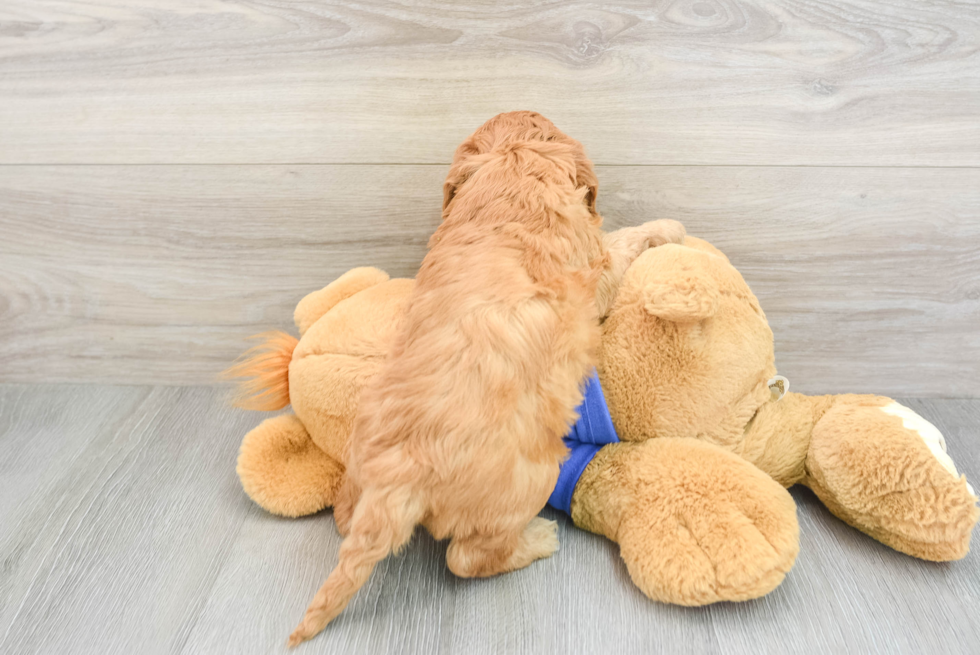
[221,331,298,411]
[287,487,422,647]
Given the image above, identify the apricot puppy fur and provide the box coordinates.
[288,112,684,646]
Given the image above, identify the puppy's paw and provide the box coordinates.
[523,517,560,560]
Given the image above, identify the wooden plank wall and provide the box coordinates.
[1,0,978,395]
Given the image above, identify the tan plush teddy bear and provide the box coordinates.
[228,236,978,606]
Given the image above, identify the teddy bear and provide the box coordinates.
[227,235,978,606]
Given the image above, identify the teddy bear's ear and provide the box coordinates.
[643,278,720,323]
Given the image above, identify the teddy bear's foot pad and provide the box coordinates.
[806,397,979,561]
[576,439,800,606]
[237,414,346,518]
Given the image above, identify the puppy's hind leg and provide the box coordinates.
[447,517,559,578]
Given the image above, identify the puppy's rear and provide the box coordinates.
[288,112,610,646]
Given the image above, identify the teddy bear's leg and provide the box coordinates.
[237,414,345,518]
[804,395,979,561]
[571,438,799,605]
[293,267,390,336]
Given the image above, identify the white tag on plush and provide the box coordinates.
[768,375,789,401]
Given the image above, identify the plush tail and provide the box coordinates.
[221,331,299,411]
[287,488,421,647]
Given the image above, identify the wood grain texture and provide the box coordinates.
[0,385,261,655]
[0,385,977,654]
[2,164,978,395]
[1,0,979,165]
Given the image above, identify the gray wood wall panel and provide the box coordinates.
[2,165,977,395]
[1,385,977,654]
[1,0,978,166]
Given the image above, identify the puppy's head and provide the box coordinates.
[442,111,599,217]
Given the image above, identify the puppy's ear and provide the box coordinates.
[575,155,599,216]
[443,138,476,212]
[442,150,491,214]
[442,176,459,213]
[442,160,473,213]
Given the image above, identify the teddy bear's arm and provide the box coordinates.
[570,438,799,605]
[294,267,390,336]
[596,220,686,318]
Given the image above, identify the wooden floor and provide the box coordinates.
[0,384,977,655]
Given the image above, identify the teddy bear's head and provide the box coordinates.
[598,237,779,448]
[289,276,415,463]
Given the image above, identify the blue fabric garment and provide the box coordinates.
[547,370,620,515]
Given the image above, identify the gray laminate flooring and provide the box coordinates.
[1,385,978,655]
